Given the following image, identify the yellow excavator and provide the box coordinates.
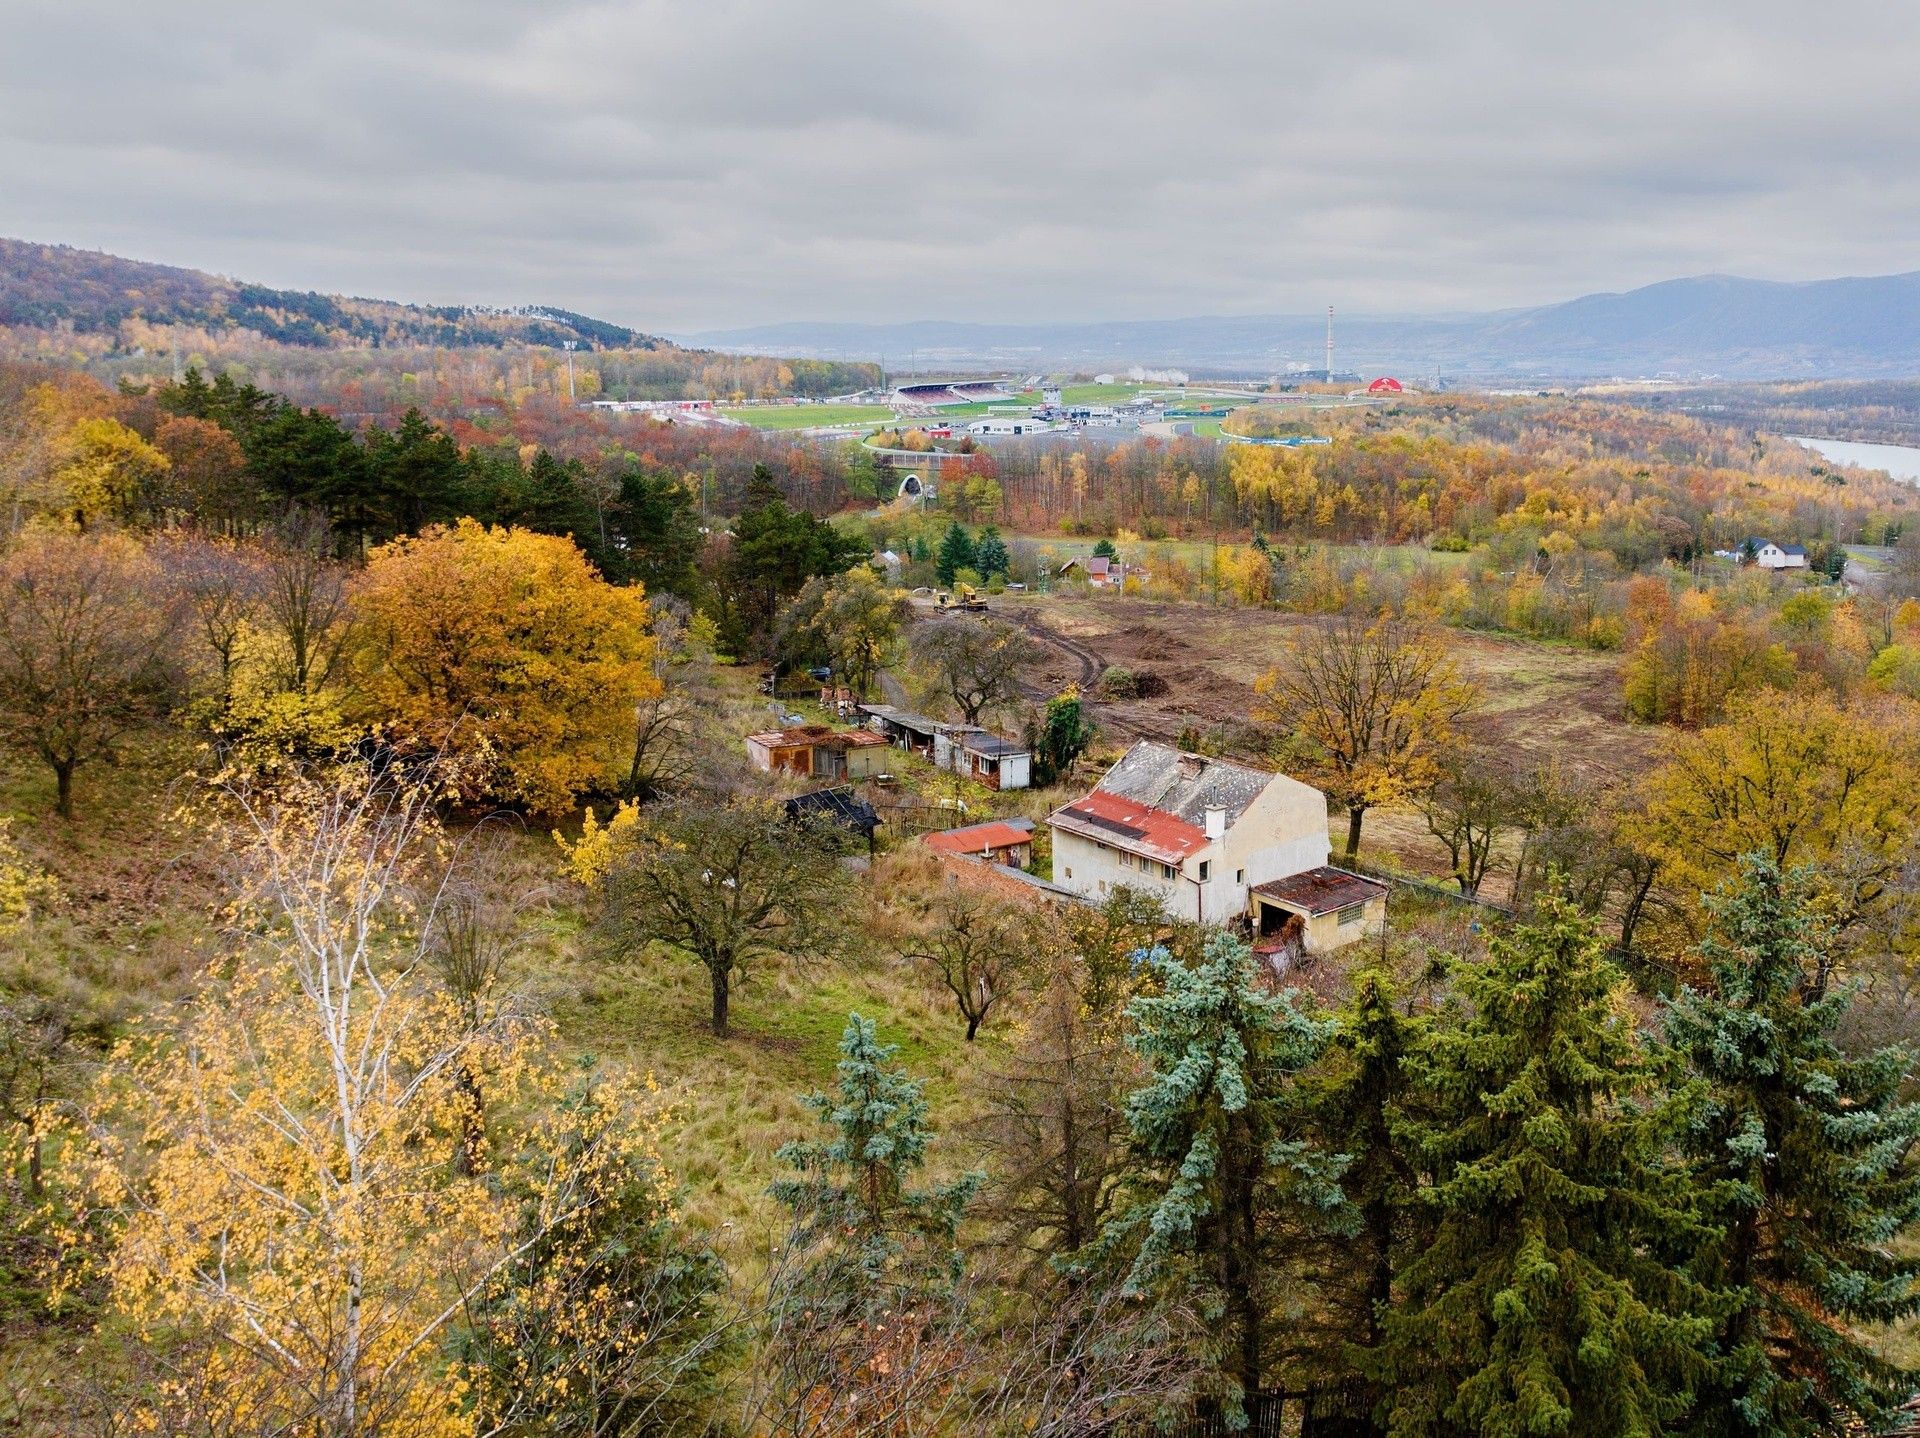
[936,584,988,612]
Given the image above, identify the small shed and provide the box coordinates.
[745,725,892,781]
[1248,866,1389,957]
[955,732,1032,791]
[923,817,1036,870]
[858,703,944,756]
[786,786,882,850]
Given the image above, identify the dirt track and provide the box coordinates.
[997,595,1658,787]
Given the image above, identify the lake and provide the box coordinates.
[1786,435,1920,484]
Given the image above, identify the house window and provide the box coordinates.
[1064,866,1073,879]
[1336,902,1367,927]
[1119,853,1134,869]
[1161,863,1176,880]
[1198,860,1212,882]
[1235,868,1245,884]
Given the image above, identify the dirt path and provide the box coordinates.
[1009,608,1104,694]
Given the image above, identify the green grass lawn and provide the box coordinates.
[718,403,900,430]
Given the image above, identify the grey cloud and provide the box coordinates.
[0,0,1915,332]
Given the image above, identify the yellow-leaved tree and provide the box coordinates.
[63,763,723,1437]
[52,416,169,528]
[353,520,659,814]
[1626,687,1920,964]
[1253,610,1478,860]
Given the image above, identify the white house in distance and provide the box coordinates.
[1047,741,1387,953]
[1745,538,1809,570]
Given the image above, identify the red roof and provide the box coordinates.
[1367,376,1403,393]
[1050,788,1208,866]
[924,821,1034,857]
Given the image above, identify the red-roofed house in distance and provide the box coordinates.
[1047,741,1332,930]
[923,817,1035,870]
[1366,376,1403,394]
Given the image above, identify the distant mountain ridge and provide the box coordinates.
[686,271,1920,379]
[0,238,665,351]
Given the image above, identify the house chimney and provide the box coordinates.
[1178,753,1206,781]
[1204,805,1227,840]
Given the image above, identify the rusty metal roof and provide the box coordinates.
[1250,866,1389,916]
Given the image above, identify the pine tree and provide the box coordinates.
[1385,893,1713,1437]
[765,1014,982,1429]
[1092,537,1118,560]
[1096,932,1346,1407]
[769,1012,979,1317]
[936,521,976,588]
[974,525,1011,579]
[1299,970,1428,1413]
[1665,855,1920,1437]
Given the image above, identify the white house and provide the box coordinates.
[1746,538,1809,570]
[1046,742,1330,926]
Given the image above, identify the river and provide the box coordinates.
[1785,435,1920,484]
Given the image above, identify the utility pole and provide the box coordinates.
[563,340,578,400]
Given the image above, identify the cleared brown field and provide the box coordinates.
[999,594,1663,886]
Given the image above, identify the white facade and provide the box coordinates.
[1048,745,1329,924]
[1754,541,1808,570]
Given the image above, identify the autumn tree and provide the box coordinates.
[1416,746,1513,898]
[50,416,169,528]
[910,613,1026,726]
[1627,688,1920,958]
[1254,611,1477,860]
[905,882,1042,1040]
[152,414,256,533]
[68,763,688,1437]
[154,532,267,709]
[0,529,183,817]
[593,798,859,1035]
[1666,856,1920,1436]
[976,943,1140,1288]
[777,565,907,700]
[354,519,659,814]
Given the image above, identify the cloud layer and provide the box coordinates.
[2,1,1914,331]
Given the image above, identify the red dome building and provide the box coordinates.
[1366,376,1404,394]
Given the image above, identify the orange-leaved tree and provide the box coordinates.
[1253,610,1478,860]
[354,519,658,814]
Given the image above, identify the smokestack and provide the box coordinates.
[1205,806,1227,841]
[1178,753,1207,781]
[1326,306,1334,384]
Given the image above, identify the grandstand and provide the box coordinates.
[890,378,1011,412]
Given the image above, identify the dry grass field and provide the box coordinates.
[996,593,1664,888]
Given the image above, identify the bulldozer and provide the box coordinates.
[935,583,988,612]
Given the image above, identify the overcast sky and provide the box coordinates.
[2,1,1915,333]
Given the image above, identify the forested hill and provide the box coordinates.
[0,238,663,350]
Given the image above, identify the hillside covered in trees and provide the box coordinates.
[0,239,881,402]
[0,238,661,350]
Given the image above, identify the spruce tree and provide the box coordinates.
[1299,970,1428,1414]
[770,1012,980,1316]
[974,525,1011,580]
[1096,932,1346,1407]
[765,1014,981,1429]
[936,521,976,588]
[1665,855,1920,1437]
[1384,893,1713,1437]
